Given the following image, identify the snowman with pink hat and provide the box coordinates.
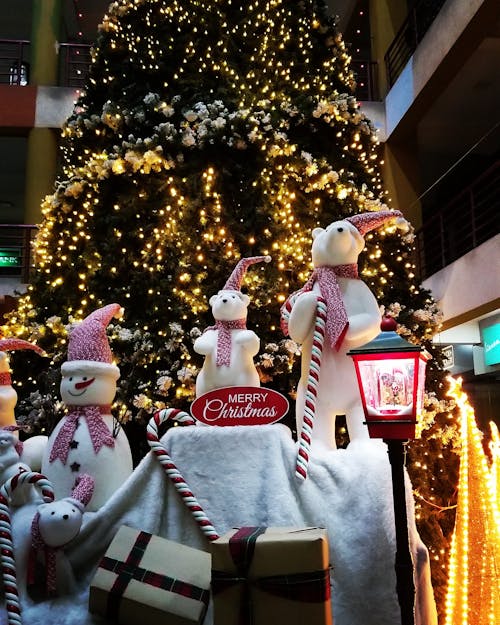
[0,338,49,474]
[41,304,133,510]
[0,338,45,431]
[281,210,406,475]
[194,256,271,397]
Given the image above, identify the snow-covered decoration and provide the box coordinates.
[42,304,133,511]
[194,256,271,397]
[5,426,436,625]
[281,210,404,469]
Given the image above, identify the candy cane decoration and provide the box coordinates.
[294,297,328,481]
[147,409,219,541]
[0,470,54,625]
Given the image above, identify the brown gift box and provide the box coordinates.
[210,527,333,625]
[89,525,211,625]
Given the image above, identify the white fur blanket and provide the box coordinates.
[4,424,437,625]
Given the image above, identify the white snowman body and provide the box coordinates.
[42,364,133,511]
[194,290,260,396]
[287,220,382,452]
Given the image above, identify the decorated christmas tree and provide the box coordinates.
[3,0,460,615]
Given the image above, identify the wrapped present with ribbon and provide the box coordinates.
[211,527,332,625]
[89,525,211,625]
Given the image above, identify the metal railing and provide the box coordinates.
[0,40,91,88]
[351,59,379,101]
[415,161,500,280]
[0,225,38,283]
[0,39,30,85]
[385,0,447,87]
[58,43,92,88]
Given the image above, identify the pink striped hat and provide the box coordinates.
[223,256,271,291]
[346,209,403,237]
[61,304,122,379]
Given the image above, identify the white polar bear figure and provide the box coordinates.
[282,210,403,455]
[11,474,94,598]
[42,304,133,511]
[194,256,271,397]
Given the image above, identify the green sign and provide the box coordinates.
[483,324,500,366]
[0,248,21,268]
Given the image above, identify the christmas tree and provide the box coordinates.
[4,0,459,614]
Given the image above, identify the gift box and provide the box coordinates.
[210,527,332,625]
[89,525,211,625]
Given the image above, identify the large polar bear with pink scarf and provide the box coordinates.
[281,210,404,473]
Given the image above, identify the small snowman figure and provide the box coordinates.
[0,338,45,430]
[42,304,133,511]
[0,338,48,470]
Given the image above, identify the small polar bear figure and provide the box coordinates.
[24,474,94,596]
[194,256,271,397]
[281,210,404,453]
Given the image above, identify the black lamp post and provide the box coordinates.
[348,317,431,625]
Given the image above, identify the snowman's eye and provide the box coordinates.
[83,377,87,381]
[69,377,73,381]
[51,511,55,515]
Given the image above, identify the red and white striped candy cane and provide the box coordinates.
[294,297,328,481]
[147,409,219,541]
[0,470,54,625]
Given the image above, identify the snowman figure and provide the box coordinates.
[0,338,48,470]
[42,304,133,511]
[0,338,45,430]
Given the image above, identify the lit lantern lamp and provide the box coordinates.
[348,316,432,625]
[347,316,431,440]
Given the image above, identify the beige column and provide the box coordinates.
[24,0,62,224]
[30,0,62,86]
[382,140,422,229]
[24,128,58,225]
[369,0,407,97]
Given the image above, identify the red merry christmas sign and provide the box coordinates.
[190,386,289,426]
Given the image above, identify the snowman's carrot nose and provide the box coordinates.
[75,377,95,390]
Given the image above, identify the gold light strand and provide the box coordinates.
[444,376,500,625]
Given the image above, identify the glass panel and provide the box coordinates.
[357,357,416,417]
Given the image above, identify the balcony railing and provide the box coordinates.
[351,59,379,101]
[385,0,447,87]
[0,40,91,88]
[415,161,500,280]
[58,43,92,88]
[0,225,38,284]
[1,38,375,100]
[0,39,30,85]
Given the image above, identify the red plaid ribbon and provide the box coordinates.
[212,527,331,625]
[100,530,210,621]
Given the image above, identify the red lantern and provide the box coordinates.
[347,317,431,440]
